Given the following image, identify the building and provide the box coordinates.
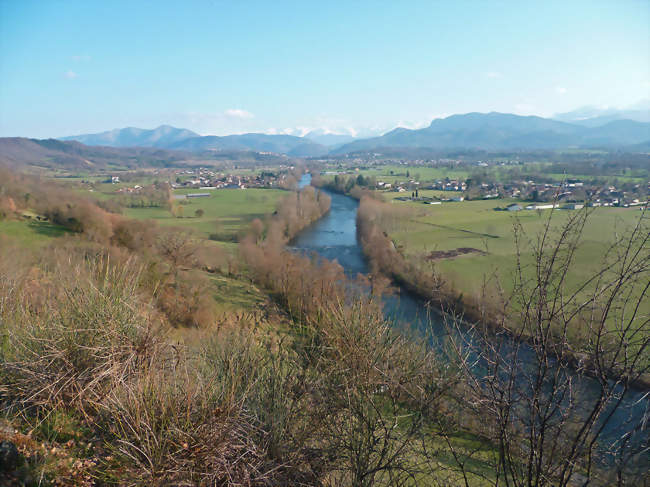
[563,203,584,210]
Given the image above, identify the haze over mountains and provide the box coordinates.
[60,125,200,148]
[553,101,650,127]
[303,130,357,147]
[19,109,650,160]
[1,109,648,171]
[332,112,650,153]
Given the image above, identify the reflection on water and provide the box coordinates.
[291,174,649,466]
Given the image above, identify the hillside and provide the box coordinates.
[0,137,191,170]
[333,112,650,153]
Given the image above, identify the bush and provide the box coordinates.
[1,254,159,415]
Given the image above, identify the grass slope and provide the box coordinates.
[126,188,286,244]
[383,198,648,315]
[0,220,71,246]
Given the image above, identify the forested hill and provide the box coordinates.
[0,137,191,170]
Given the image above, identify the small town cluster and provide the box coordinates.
[170,167,296,190]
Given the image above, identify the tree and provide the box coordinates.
[156,229,197,268]
[443,208,650,485]
[195,208,204,218]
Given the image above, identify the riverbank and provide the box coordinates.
[354,194,650,390]
[289,178,650,482]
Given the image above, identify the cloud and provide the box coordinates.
[486,71,502,79]
[64,70,78,79]
[555,86,567,95]
[224,108,254,119]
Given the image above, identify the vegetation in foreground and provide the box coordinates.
[1,166,648,486]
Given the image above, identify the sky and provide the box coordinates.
[0,0,648,138]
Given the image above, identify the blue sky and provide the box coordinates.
[1,0,648,138]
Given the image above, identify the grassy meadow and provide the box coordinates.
[354,164,471,182]
[327,161,648,186]
[125,188,286,246]
[0,219,71,246]
[380,197,648,312]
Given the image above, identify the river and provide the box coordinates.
[291,174,649,471]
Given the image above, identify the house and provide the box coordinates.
[562,203,584,210]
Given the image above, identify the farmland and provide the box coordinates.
[0,219,70,246]
[376,196,648,315]
[125,188,286,247]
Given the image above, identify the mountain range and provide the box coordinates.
[168,133,328,156]
[553,101,650,127]
[332,113,650,153]
[43,110,650,157]
[60,125,200,148]
[303,130,356,146]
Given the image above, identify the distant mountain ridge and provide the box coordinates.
[56,112,650,156]
[303,130,356,146]
[61,125,199,148]
[332,112,650,153]
[553,103,650,127]
[170,133,327,156]
[60,126,328,156]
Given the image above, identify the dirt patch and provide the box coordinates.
[426,247,487,261]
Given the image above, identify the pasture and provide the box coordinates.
[125,188,286,245]
[382,197,648,312]
[0,219,70,246]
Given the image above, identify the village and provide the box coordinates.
[385,176,650,209]
[169,167,297,190]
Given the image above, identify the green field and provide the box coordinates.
[125,188,286,246]
[324,165,470,185]
[0,219,71,246]
[358,165,470,182]
[327,161,648,186]
[382,198,648,310]
[382,189,464,201]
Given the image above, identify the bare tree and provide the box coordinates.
[442,207,649,486]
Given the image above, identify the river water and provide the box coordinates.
[291,174,649,470]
